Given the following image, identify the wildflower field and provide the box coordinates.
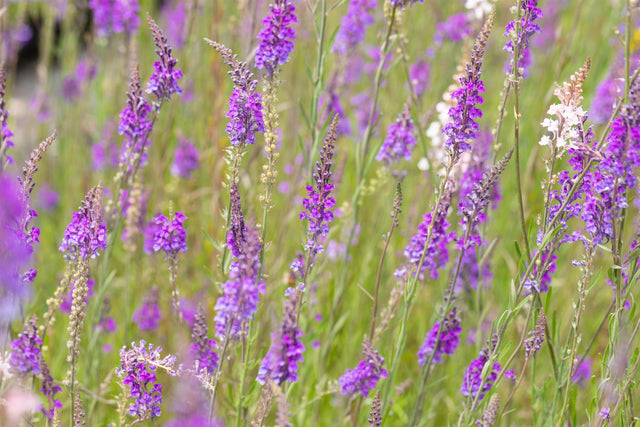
[1,0,640,425]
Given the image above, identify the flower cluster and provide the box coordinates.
[0,69,15,168]
[214,222,265,340]
[376,102,417,166]
[395,183,455,280]
[170,137,199,179]
[339,341,388,398]
[89,0,140,37]
[117,340,178,422]
[189,307,218,374]
[255,0,297,75]
[206,40,265,146]
[461,344,500,403]
[539,59,591,155]
[300,116,337,261]
[417,307,462,365]
[147,14,184,103]
[118,67,154,176]
[442,13,492,160]
[524,312,546,358]
[257,284,305,385]
[59,184,107,261]
[8,316,42,375]
[332,0,376,54]
[152,210,188,260]
[503,0,542,77]
[132,287,161,331]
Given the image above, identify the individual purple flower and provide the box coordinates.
[117,340,178,422]
[89,0,140,37]
[571,357,592,388]
[376,103,417,166]
[119,67,154,176]
[300,116,337,261]
[214,225,265,340]
[332,0,377,54]
[434,13,472,45]
[255,0,297,75]
[389,0,423,8]
[395,184,455,280]
[9,317,42,375]
[170,137,199,179]
[503,0,543,78]
[206,41,265,146]
[442,14,492,160]
[152,210,187,260]
[461,345,500,403]
[0,69,14,168]
[147,14,184,103]
[409,60,430,97]
[599,407,610,421]
[417,307,462,365]
[162,1,187,49]
[339,340,388,398]
[132,287,161,331]
[189,307,218,374]
[59,184,107,261]
[257,284,305,385]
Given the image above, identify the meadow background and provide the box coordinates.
[0,0,639,425]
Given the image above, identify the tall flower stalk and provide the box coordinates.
[382,12,494,414]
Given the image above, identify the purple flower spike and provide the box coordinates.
[395,183,455,280]
[504,0,542,78]
[152,210,188,260]
[461,345,500,403]
[147,14,184,103]
[190,307,219,374]
[442,13,493,161]
[170,137,199,179]
[89,0,140,37]
[9,316,42,375]
[255,0,297,75]
[117,340,178,422]
[132,287,161,331]
[417,307,462,365]
[332,0,377,54]
[59,184,107,261]
[206,40,265,147]
[300,116,338,263]
[119,67,154,176]
[376,102,417,166]
[339,341,388,398]
[257,284,305,385]
[0,69,15,168]
[434,13,471,45]
[214,225,265,341]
